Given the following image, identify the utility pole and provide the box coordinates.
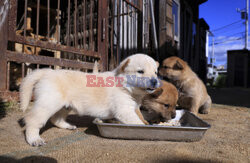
[245,0,249,49]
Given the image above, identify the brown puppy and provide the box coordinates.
[159,56,211,115]
[141,80,178,123]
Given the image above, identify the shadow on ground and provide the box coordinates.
[67,115,100,136]
[0,156,57,163]
[151,158,215,163]
[17,113,100,137]
[207,87,250,108]
[0,98,6,120]
[37,115,99,136]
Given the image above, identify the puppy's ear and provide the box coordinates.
[116,59,130,75]
[150,88,163,98]
[173,60,183,70]
[155,61,159,68]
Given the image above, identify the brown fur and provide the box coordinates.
[159,56,211,115]
[141,80,178,122]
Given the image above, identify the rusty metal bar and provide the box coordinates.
[121,1,124,59]
[47,0,50,38]
[83,0,86,49]
[90,0,94,51]
[80,2,83,48]
[117,0,120,64]
[6,51,96,70]
[133,6,136,53]
[13,35,100,57]
[56,0,61,43]
[132,5,134,52]
[24,0,28,38]
[80,1,83,48]
[8,0,17,39]
[0,0,9,90]
[126,3,129,56]
[110,0,114,65]
[123,0,140,10]
[74,0,78,47]
[67,0,71,45]
[97,0,108,70]
[35,0,41,68]
[36,0,40,39]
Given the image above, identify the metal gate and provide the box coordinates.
[0,0,143,100]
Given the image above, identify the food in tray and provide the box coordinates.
[155,120,181,126]
[153,109,184,126]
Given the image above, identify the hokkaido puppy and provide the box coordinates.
[141,80,178,123]
[159,56,211,115]
[20,54,159,146]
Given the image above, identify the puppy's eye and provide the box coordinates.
[155,71,157,74]
[163,66,169,69]
[164,104,170,108]
[137,70,144,74]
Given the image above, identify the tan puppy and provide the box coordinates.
[159,56,211,115]
[141,80,178,123]
[20,54,160,146]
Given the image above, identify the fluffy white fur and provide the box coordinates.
[20,54,159,146]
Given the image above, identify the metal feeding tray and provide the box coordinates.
[93,110,211,142]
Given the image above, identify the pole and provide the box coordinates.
[245,0,249,49]
[149,0,159,61]
[212,36,214,74]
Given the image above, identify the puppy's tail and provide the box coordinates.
[93,60,99,73]
[20,69,49,112]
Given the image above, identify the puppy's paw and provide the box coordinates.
[27,137,46,147]
[199,109,209,114]
[66,125,77,130]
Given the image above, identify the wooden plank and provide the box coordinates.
[97,0,108,71]
[12,35,100,57]
[0,91,19,102]
[8,0,17,39]
[6,51,95,70]
[0,0,9,91]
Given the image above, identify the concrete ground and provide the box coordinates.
[0,88,249,162]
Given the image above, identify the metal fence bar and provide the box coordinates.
[124,0,140,10]
[57,0,61,43]
[74,0,78,47]
[90,0,94,51]
[121,1,124,59]
[67,0,71,45]
[126,3,129,56]
[83,0,86,49]
[47,0,50,38]
[36,0,40,38]
[110,0,114,66]
[117,0,120,63]
[36,0,40,69]
[80,2,83,48]
[24,0,28,38]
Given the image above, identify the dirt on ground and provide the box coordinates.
[0,101,249,163]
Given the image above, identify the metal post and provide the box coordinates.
[212,36,215,74]
[149,0,159,60]
[245,0,249,49]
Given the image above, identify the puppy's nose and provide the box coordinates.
[171,112,176,119]
[150,78,158,87]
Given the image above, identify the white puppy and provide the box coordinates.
[20,54,159,146]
